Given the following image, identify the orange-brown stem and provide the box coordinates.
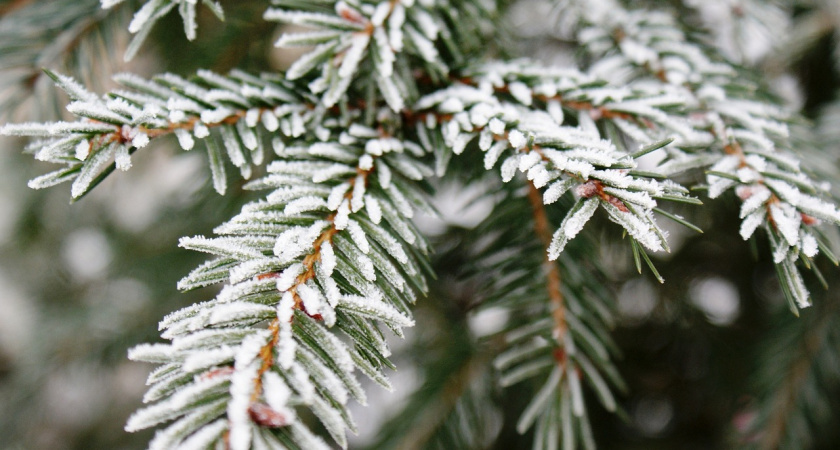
[527,183,567,359]
[248,161,374,404]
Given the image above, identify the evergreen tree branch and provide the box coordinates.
[126,127,433,449]
[553,0,840,311]
[0,0,128,118]
[414,62,699,259]
[740,294,840,450]
[103,0,225,61]
[527,182,567,342]
[248,146,378,406]
[4,1,840,448]
[456,182,625,448]
[0,70,317,198]
[679,0,790,67]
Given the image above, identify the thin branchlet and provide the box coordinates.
[527,183,568,352]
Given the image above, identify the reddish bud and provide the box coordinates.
[801,213,819,226]
[257,272,280,280]
[337,4,366,24]
[575,180,601,198]
[198,366,234,381]
[735,185,753,200]
[249,403,288,428]
[608,195,630,212]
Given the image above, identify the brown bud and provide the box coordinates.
[575,180,601,199]
[248,403,288,428]
[801,213,819,226]
[198,366,234,381]
[608,195,630,212]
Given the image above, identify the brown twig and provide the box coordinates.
[759,306,837,450]
[527,183,567,358]
[247,158,375,404]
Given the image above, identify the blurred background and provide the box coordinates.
[1,0,840,449]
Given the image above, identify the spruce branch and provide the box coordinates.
[0,69,317,198]
[0,0,128,118]
[103,0,225,60]
[126,127,432,449]
[527,182,567,340]
[413,61,699,257]
[4,1,840,448]
[553,0,840,311]
[463,183,625,449]
[739,296,840,449]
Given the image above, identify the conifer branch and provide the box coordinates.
[249,152,378,407]
[527,182,567,344]
[0,70,316,198]
[0,0,127,117]
[415,62,699,258]
[457,183,624,448]
[4,1,840,448]
[104,0,225,60]
[124,128,432,448]
[759,321,827,450]
[554,0,840,310]
[741,297,840,450]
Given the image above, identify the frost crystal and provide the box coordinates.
[770,204,801,247]
[549,198,600,259]
[365,194,383,224]
[276,264,304,291]
[508,82,533,106]
[174,128,195,150]
[320,241,336,277]
[75,140,90,161]
[488,118,506,135]
[740,210,765,240]
[801,233,819,258]
[508,130,527,149]
[115,145,132,171]
[501,155,520,182]
[132,132,150,148]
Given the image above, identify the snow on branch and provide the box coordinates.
[126,126,432,449]
[412,61,699,257]
[265,0,495,110]
[1,70,314,199]
[553,0,840,311]
[102,0,224,60]
[465,185,624,449]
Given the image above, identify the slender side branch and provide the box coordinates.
[250,162,376,403]
[527,183,567,348]
[760,311,833,450]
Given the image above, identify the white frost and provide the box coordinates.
[174,129,195,150]
[276,263,304,292]
[740,209,765,240]
[320,241,336,277]
[365,194,382,224]
[508,129,527,149]
[770,204,801,247]
[115,145,132,171]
